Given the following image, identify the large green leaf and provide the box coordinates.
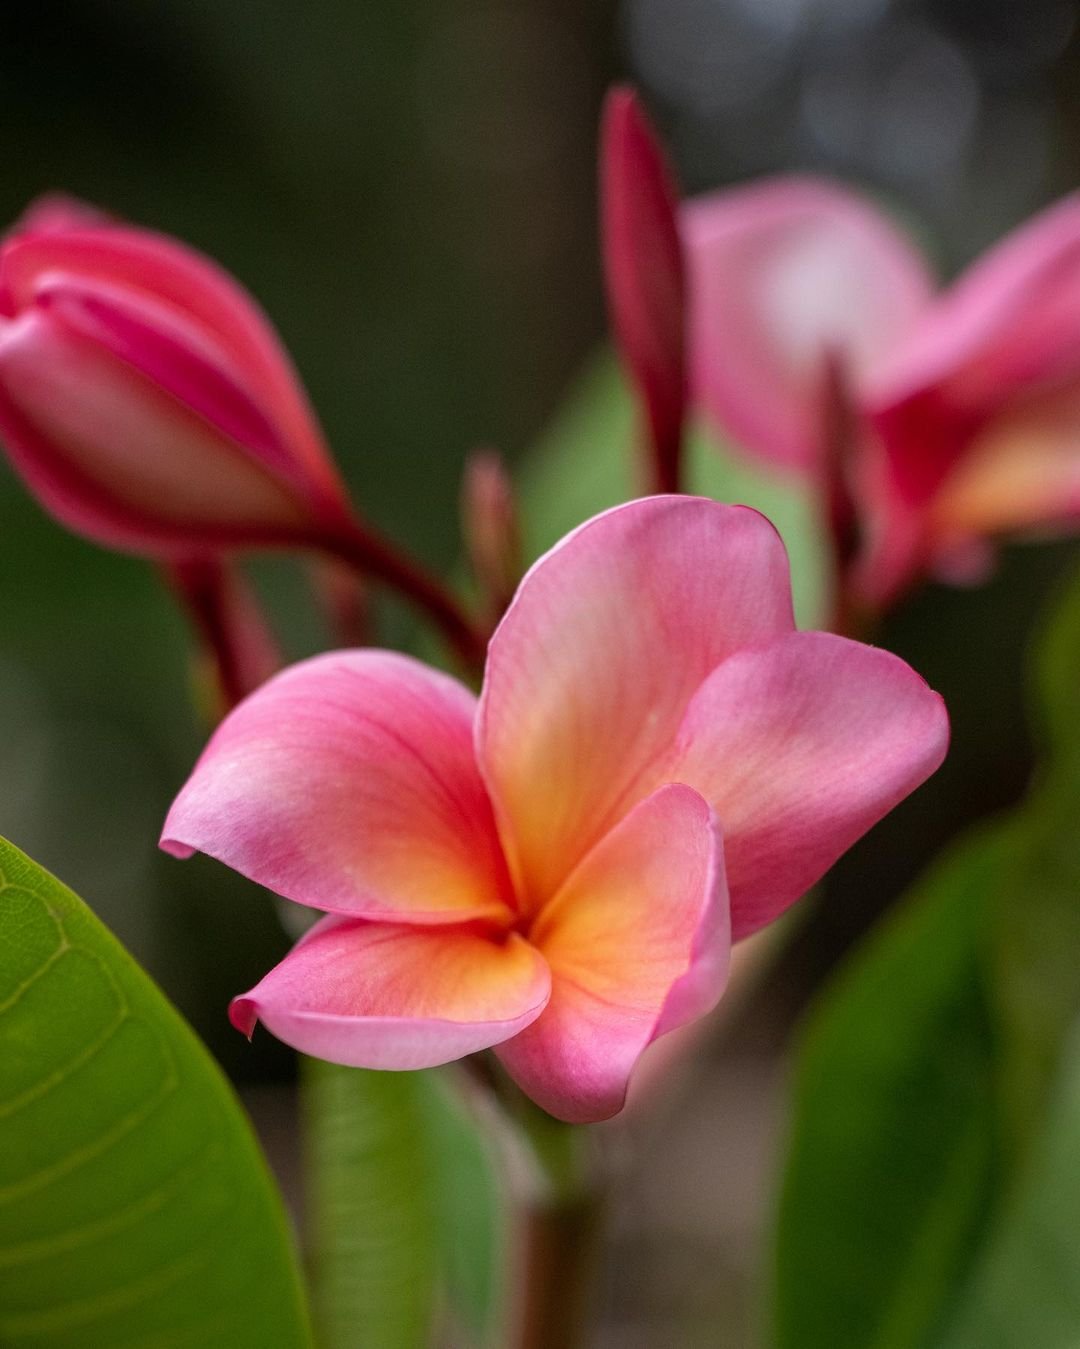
[0,834,312,1348]
[769,561,1080,1349]
[938,1026,1080,1349]
[518,350,827,626]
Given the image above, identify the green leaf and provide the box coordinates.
[518,349,827,627]
[303,1061,439,1349]
[769,560,1080,1349]
[420,1072,507,1345]
[0,834,312,1349]
[770,828,1006,1349]
[939,1025,1080,1349]
[303,1063,507,1349]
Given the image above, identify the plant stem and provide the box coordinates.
[506,1094,607,1349]
[309,557,371,649]
[321,519,488,674]
[514,1179,606,1349]
[164,554,281,711]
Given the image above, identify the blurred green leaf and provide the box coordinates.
[518,350,827,627]
[1032,556,1080,758]
[989,763,1080,1155]
[938,1025,1080,1349]
[770,828,1006,1349]
[769,560,1080,1349]
[0,834,312,1349]
[304,1063,507,1349]
[421,1072,507,1345]
[303,1062,439,1349]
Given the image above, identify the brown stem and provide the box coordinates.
[494,1085,607,1349]
[513,1185,606,1349]
[320,519,488,674]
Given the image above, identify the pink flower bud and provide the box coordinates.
[600,87,687,493]
[0,197,352,557]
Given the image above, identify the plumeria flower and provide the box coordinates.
[680,177,1080,607]
[161,497,948,1123]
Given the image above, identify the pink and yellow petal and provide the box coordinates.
[667,631,949,939]
[232,916,551,1071]
[495,784,729,1124]
[478,496,794,906]
[162,650,515,923]
[929,388,1080,545]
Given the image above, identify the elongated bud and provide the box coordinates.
[461,446,522,622]
[599,86,687,495]
[0,196,353,558]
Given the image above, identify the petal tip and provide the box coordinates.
[229,995,259,1040]
[158,831,196,860]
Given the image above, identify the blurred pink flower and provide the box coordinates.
[0,194,352,558]
[162,496,947,1123]
[681,178,1080,606]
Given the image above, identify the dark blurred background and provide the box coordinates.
[1,3,1078,1341]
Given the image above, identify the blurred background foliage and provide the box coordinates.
[1,1,1080,1343]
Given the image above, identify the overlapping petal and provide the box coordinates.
[162,650,515,923]
[666,631,949,938]
[681,177,932,472]
[478,497,794,904]
[496,784,728,1123]
[231,915,551,1070]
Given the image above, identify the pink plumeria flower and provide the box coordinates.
[161,497,948,1123]
[0,194,353,558]
[681,177,1080,606]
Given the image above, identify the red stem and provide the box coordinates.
[309,557,371,649]
[646,413,683,496]
[321,520,488,674]
[164,555,282,711]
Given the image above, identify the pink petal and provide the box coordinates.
[681,176,933,471]
[35,277,292,474]
[477,496,794,905]
[0,219,342,501]
[667,631,949,939]
[867,193,1080,510]
[600,87,686,485]
[232,915,551,1071]
[495,784,728,1124]
[0,308,310,554]
[163,650,515,924]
